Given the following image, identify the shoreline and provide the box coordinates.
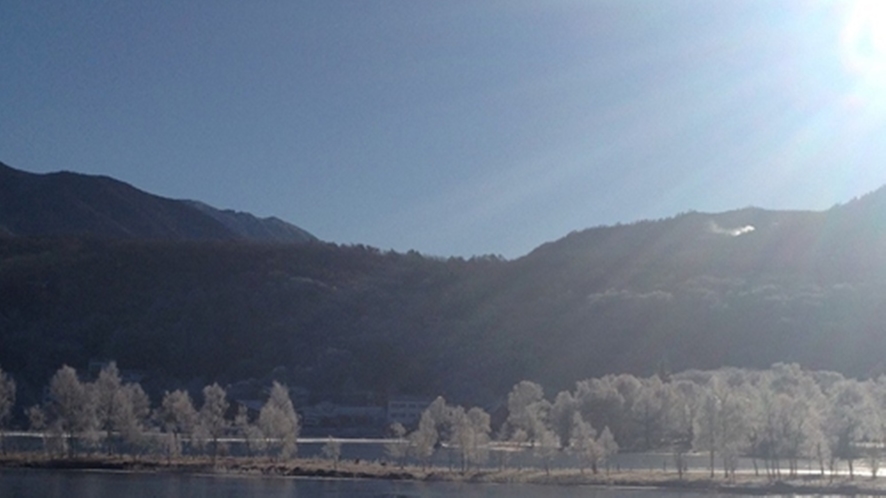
[2,454,886,495]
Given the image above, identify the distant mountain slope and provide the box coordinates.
[5,169,886,408]
[0,161,316,243]
[184,201,315,243]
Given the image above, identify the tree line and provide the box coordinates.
[0,363,300,463]
[2,362,886,479]
[489,363,886,479]
[387,363,886,479]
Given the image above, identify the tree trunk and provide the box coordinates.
[710,448,715,478]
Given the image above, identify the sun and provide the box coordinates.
[841,0,886,90]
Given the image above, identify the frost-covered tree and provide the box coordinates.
[506,428,529,470]
[466,407,492,467]
[408,411,438,468]
[694,382,724,478]
[694,378,750,479]
[425,396,455,444]
[0,366,15,453]
[823,379,876,479]
[385,422,408,467]
[199,383,229,461]
[157,389,197,461]
[48,365,96,456]
[234,405,265,456]
[631,376,672,451]
[507,381,548,443]
[668,380,700,478]
[550,390,576,449]
[26,405,47,454]
[258,381,299,460]
[574,377,625,447]
[598,426,619,474]
[450,406,491,472]
[533,425,559,476]
[93,362,124,453]
[569,412,601,474]
[116,383,151,456]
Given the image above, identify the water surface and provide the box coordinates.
[0,468,747,498]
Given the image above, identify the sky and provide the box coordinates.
[4,1,886,258]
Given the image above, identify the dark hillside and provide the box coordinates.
[0,162,315,243]
[5,163,886,407]
[0,238,505,405]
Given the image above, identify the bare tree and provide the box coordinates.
[258,381,299,460]
[321,436,342,469]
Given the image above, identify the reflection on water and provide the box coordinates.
[0,468,835,498]
[0,468,665,498]
[2,434,868,478]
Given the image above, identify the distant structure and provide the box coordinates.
[387,397,433,427]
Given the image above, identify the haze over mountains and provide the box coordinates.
[3,160,886,409]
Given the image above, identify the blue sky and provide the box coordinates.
[4,1,886,258]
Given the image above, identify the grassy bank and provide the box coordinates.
[2,453,886,495]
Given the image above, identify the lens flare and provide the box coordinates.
[841,0,886,105]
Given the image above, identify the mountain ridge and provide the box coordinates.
[5,161,886,407]
[0,161,316,244]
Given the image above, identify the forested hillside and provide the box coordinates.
[5,185,886,410]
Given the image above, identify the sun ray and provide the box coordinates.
[841,0,886,106]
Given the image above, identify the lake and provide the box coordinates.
[0,468,827,498]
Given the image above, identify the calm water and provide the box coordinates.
[0,468,760,498]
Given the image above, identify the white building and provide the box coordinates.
[387,397,432,427]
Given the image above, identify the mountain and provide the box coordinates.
[4,163,886,409]
[183,200,315,243]
[0,162,316,243]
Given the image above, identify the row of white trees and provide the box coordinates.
[487,364,886,479]
[386,397,494,472]
[1,363,300,462]
[4,362,886,479]
[382,389,619,475]
[380,363,886,479]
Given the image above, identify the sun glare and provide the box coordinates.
[842,0,886,101]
